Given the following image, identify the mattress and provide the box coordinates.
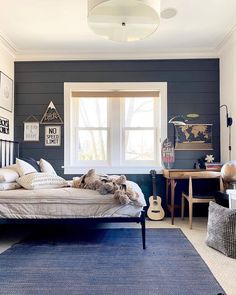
[0,181,146,219]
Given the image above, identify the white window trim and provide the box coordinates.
[64,82,167,174]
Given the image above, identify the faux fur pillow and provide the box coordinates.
[17,173,67,190]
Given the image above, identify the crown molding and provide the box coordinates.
[14,48,218,61]
[216,23,236,56]
[0,32,17,58]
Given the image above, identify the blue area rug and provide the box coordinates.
[0,228,225,295]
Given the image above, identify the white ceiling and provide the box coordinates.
[0,0,236,60]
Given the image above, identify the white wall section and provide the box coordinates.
[219,29,236,162]
[0,40,15,141]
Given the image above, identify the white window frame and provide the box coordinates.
[64,82,167,174]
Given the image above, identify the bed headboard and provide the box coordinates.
[0,139,19,167]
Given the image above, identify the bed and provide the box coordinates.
[0,139,147,249]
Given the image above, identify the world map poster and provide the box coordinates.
[174,124,213,150]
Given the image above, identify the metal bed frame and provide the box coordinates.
[0,139,146,249]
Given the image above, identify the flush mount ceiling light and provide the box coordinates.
[88,0,160,42]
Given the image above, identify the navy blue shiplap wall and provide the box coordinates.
[14,59,220,215]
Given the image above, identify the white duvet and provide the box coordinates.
[0,181,146,219]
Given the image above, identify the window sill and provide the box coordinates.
[63,166,164,175]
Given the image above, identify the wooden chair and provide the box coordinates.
[181,171,224,229]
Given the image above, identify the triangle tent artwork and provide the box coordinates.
[40,101,63,124]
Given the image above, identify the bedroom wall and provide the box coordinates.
[0,41,15,141]
[14,59,220,214]
[219,29,236,163]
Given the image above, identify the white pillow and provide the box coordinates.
[16,158,37,176]
[0,168,19,183]
[0,182,21,191]
[39,158,57,175]
[16,173,67,190]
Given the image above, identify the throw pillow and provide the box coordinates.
[39,158,57,175]
[16,158,37,177]
[0,182,21,190]
[206,201,236,258]
[17,173,67,190]
[0,168,19,183]
[21,157,40,172]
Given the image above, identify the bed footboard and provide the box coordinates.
[0,210,146,249]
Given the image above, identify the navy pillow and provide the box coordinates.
[20,157,40,172]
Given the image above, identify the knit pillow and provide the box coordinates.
[17,173,67,190]
[206,201,236,258]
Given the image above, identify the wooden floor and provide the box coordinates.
[0,218,235,295]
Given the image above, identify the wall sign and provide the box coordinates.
[161,138,175,169]
[0,72,13,112]
[45,125,61,146]
[40,101,63,124]
[24,122,39,141]
[0,116,9,134]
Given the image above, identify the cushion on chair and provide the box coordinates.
[206,201,236,258]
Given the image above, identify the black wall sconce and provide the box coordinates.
[220,104,233,161]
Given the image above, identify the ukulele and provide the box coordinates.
[147,170,165,221]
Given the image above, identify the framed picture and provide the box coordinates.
[45,125,61,146]
[41,101,63,124]
[0,72,13,112]
[24,122,39,141]
[175,124,213,150]
[0,116,10,134]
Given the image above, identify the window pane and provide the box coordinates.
[78,130,107,160]
[125,130,154,160]
[79,97,107,127]
[125,97,154,127]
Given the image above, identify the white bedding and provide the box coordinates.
[0,181,146,219]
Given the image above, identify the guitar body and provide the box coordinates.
[147,169,165,221]
[147,196,165,221]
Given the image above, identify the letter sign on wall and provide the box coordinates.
[45,125,61,146]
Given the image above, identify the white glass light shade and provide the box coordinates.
[88,0,160,42]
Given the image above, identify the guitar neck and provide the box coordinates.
[150,170,157,200]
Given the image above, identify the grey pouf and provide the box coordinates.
[206,201,236,258]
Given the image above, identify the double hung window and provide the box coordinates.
[64,83,167,174]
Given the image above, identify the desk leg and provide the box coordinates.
[165,179,169,215]
[170,179,176,225]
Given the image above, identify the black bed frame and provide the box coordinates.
[0,139,146,249]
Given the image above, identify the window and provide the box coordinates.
[123,96,157,162]
[64,83,167,174]
[76,97,108,163]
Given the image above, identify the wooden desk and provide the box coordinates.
[163,169,221,225]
